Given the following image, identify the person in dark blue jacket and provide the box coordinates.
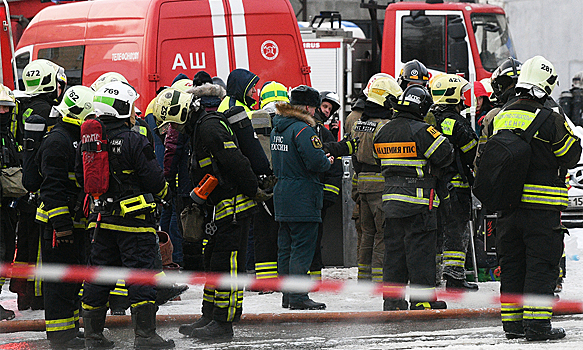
[270,85,332,310]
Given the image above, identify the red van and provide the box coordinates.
[15,0,311,109]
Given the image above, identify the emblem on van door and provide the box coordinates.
[261,40,279,61]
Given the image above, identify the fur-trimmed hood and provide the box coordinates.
[187,83,226,99]
[274,102,316,127]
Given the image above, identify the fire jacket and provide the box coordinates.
[373,111,455,218]
[352,101,392,194]
[492,98,581,211]
[270,103,331,222]
[35,119,83,232]
[189,111,258,224]
[433,106,478,189]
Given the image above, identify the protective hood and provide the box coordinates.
[188,83,226,109]
[272,103,316,133]
[226,68,259,108]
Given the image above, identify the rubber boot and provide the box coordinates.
[178,315,212,336]
[524,319,566,341]
[503,321,525,339]
[445,275,479,292]
[83,307,114,349]
[188,320,234,340]
[410,300,447,310]
[383,299,408,311]
[131,303,175,349]
[0,304,15,321]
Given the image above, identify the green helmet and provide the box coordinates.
[22,59,66,96]
[51,85,95,125]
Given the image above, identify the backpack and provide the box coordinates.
[473,108,552,211]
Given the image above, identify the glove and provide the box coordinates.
[55,230,74,245]
[343,136,360,155]
[252,188,273,202]
[258,174,278,192]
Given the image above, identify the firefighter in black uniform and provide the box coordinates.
[429,74,479,291]
[80,81,174,349]
[490,56,581,341]
[373,85,454,311]
[35,85,94,348]
[0,84,20,321]
[13,59,67,312]
[158,88,268,340]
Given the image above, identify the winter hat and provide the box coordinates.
[289,85,321,107]
[193,71,213,87]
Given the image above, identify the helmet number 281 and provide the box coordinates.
[541,64,552,73]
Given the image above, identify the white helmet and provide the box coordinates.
[50,85,95,125]
[515,55,558,98]
[171,79,194,93]
[152,87,193,127]
[90,72,128,92]
[22,59,67,96]
[363,73,391,97]
[93,81,139,119]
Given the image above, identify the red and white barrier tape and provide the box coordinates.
[1,263,579,311]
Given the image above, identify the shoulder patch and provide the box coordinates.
[311,135,323,149]
[426,126,441,138]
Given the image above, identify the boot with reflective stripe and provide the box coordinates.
[83,307,114,349]
[131,303,175,349]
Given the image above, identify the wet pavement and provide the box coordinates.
[3,315,583,349]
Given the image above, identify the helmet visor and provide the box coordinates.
[94,95,131,116]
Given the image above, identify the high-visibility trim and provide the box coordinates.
[358,174,384,182]
[255,271,278,279]
[46,316,77,332]
[223,141,237,149]
[324,184,340,195]
[309,270,322,281]
[122,170,135,174]
[36,207,49,223]
[87,222,157,234]
[523,306,552,320]
[443,251,465,267]
[203,288,215,303]
[460,139,477,153]
[67,172,80,187]
[351,174,358,186]
[110,288,128,296]
[227,251,239,321]
[215,194,256,221]
[382,193,440,207]
[255,261,277,279]
[371,268,383,283]
[523,184,567,196]
[48,206,70,219]
[554,136,577,157]
[424,135,447,158]
[130,300,155,308]
[156,182,169,199]
[521,184,568,207]
[380,159,427,167]
[199,157,212,168]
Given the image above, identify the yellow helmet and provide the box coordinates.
[171,79,194,93]
[0,84,16,107]
[90,72,128,92]
[22,59,66,96]
[366,76,403,107]
[51,85,95,125]
[152,88,193,127]
[430,74,470,105]
[260,81,289,109]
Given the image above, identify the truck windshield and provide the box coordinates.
[471,13,516,72]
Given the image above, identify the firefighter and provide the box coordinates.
[373,85,454,311]
[15,59,67,312]
[490,56,581,341]
[271,85,332,310]
[160,88,268,340]
[352,76,402,282]
[559,71,583,127]
[308,91,343,281]
[397,59,430,91]
[35,85,94,347]
[217,68,259,118]
[430,74,479,291]
[345,73,390,270]
[0,84,19,321]
[80,81,174,349]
